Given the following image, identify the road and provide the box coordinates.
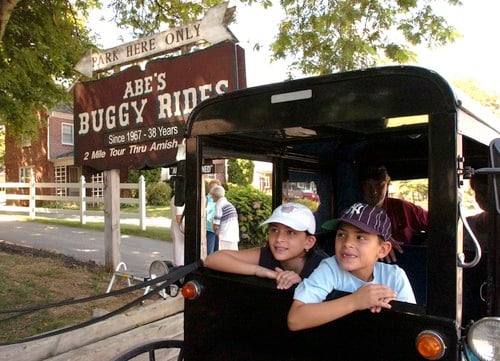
[0,213,173,274]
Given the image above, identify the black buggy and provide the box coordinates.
[115,66,500,361]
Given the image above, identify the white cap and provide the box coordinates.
[261,202,316,234]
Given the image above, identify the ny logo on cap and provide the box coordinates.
[346,202,365,216]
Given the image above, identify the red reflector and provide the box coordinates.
[181,281,201,300]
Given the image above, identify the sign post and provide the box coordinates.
[74,4,245,272]
[104,169,121,272]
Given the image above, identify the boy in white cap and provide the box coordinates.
[288,202,416,331]
[204,202,328,290]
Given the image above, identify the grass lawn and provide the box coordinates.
[0,206,173,343]
[30,217,171,242]
[10,204,172,242]
[0,243,158,343]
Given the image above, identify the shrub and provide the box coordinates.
[128,169,162,198]
[293,198,320,212]
[226,184,272,247]
[128,168,161,184]
[227,159,254,186]
[146,182,171,206]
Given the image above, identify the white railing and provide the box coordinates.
[0,175,147,230]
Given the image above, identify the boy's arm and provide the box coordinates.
[288,284,397,331]
[203,248,277,280]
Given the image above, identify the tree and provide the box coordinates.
[397,179,428,204]
[128,168,161,184]
[1,0,463,140]
[0,0,20,41]
[0,0,226,140]
[107,0,228,37]
[0,0,97,139]
[453,79,500,118]
[265,0,462,75]
[228,159,254,186]
[106,0,462,75]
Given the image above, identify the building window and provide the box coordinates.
[259,175,271,192]
[21,134,31,148]
[62,123,74,145]
[55,166,67,196]
[91,172,103,198]
[19,166,34,183]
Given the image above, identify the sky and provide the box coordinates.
[89,0,499,93]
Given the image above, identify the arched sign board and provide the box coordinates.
[74,41,246,170]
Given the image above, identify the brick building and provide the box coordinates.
[4,104,127,204]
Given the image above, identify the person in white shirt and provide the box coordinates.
[210,185,240,250]
[170,182,185,266]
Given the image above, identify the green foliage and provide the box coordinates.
[263,0,461,74]
[146,181,171,206]
[453,79,500,118]
[0,0,468,141]
[0,0,467,143]
[226,184,272,247]
[396,179,428,204]
[127,169,162,198]
[105,0,461,80]
[293,198,320,213]
[128,168,162,184]
[0,0,223,140]
[108,0,227,37]
[227,159,254,186]
[0,0,98,139]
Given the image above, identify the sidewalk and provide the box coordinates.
[0,213,173,274]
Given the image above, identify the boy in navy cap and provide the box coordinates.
[288,202,416,331]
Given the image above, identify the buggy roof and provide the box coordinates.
[187,66,498,144]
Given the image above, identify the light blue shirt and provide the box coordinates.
[206,194,216,232]
[294,256,416,304]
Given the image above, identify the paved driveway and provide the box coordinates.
[0,215,173,274]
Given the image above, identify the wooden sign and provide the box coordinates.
[75,2,237,77]
[74,42,246,170]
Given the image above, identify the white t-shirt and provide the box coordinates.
[294,256,416,304]
[213,196,239,243]
[170,195,185,266]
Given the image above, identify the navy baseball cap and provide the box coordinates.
[321,202,392,241]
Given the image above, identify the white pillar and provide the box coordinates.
[80,175,86,225]
[139,175,146,231]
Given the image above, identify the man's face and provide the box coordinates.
[361,177,390,207]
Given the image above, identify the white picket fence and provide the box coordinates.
[0,175,147,230]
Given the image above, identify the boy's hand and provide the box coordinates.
[274,267,302,290]
[352,284,397,312]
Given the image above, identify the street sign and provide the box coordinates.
[75,2,237,77]
[169,164,214,175]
